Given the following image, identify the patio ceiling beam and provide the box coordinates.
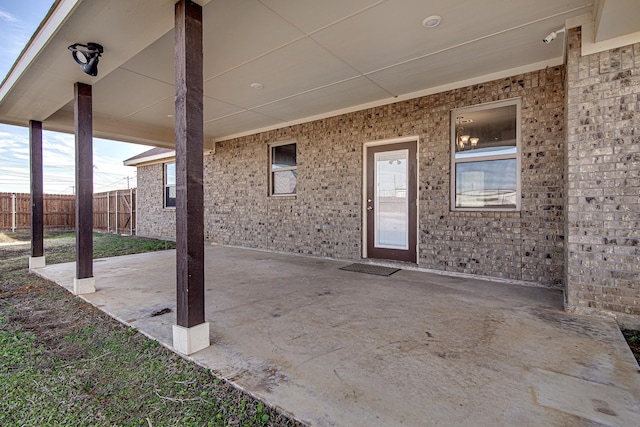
[172,0,209,356]
[73,82,95,295]
[29,120,45,270]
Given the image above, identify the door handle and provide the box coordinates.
[367,206,373,211]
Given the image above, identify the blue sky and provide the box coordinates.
[0,0,148,194]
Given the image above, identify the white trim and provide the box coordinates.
[124,147,212,167]
[450,99,522,212]
[565,12,591,30]
[29,256,46,270]
[581,20,640,56]
[455,152,518,163]
[73,277,96,295]
[569,11,640,56]
[124,151,176,166]
[172,322,210,355]
[364,136,418,148]
[164,162,176,210]
[362,136,419,261]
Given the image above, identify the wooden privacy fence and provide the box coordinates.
[0,189,136,235]
[93,189,136,235]
[0,192,75,231]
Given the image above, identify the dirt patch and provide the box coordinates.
[0,231,31,244]
[6,285,92,362]
[0,232,304,426]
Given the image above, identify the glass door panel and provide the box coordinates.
[374,150,408,250]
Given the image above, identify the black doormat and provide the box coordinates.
[339,263,400,276]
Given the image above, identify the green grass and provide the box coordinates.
[622,329,640,364]
[0,316,286,426]
[0,231,176,267]
[0,231,301,427]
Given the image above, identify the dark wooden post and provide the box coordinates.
[174,0,206,332]
[73,82,95,294]
[29,120,45,269]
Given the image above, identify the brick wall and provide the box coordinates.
[415,71,565,283]
[136,162,176,240]
[565,28,640,325]
[138,67,566,286]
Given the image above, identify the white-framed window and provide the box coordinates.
[164,162,176,208]
[451,99,521,211]
[269,142,297,196]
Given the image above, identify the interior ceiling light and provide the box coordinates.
[455,117,479,151]
[250,82,264,89]
[68,42,104,76]
[422,15,442,28]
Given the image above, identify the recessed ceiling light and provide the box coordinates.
[250,82,263,90]
[422,15,442,28]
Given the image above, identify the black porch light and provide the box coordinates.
[67,42,104,76]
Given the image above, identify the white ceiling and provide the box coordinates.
[1,0,636,148]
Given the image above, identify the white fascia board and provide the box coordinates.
[124,151,175,167]
[124,145,216,166]
[582,21,640,56]
[570,11,640,56]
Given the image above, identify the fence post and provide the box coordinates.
[11,193,16,233]
[106,192,110,233]
[129,188,133,236]
[134,188,138,236]
[115,190,118,234]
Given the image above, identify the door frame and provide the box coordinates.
[362,136,419,262]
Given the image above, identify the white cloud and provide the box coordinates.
[0,133,28,149]
[43,131,75,154]
[0,130,27,140]
[0,10,29,61]
[2,165,27,173]
[0,127,145,194]
[0,9,19,23]
[43,152,74,169]
[12,147,29,154]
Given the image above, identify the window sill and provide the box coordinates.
[451,207,520,213]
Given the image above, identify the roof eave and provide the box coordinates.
[0,0,81,105]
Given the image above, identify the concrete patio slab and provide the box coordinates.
[37,246,640,426]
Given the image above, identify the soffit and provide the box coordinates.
[0,0,613,147]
